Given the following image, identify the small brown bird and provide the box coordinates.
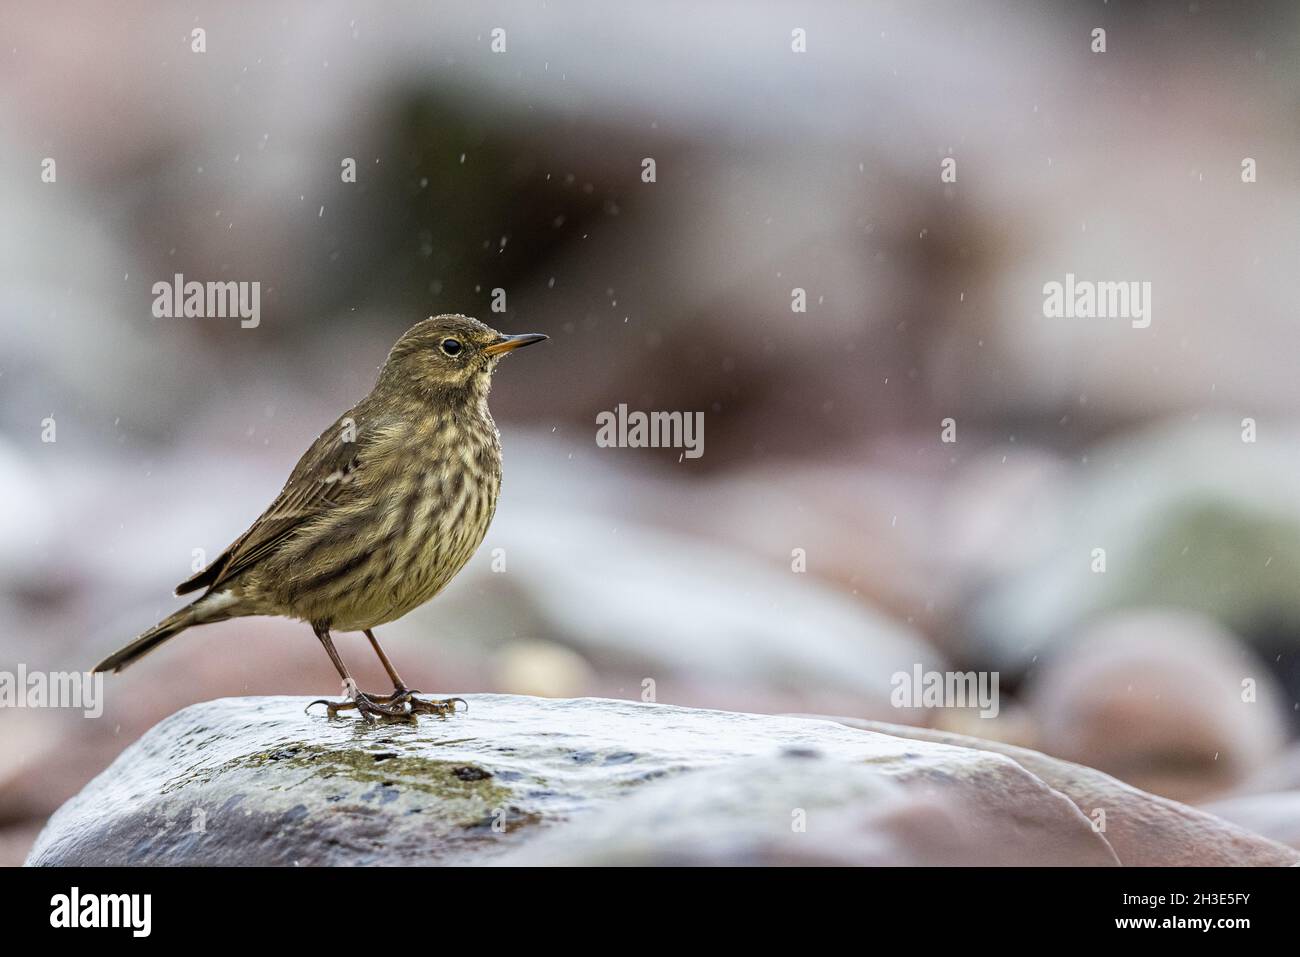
[93,315,547,719]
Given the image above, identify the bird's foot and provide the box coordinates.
[307,688,467,720]
[374,687,468,716]
[307,691,414,721]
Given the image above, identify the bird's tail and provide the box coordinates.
[93,594,233,674]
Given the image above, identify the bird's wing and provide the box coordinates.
[175,410,390,596]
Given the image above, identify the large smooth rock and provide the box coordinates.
[1020,610,1290,802]
[27,696,1297,867]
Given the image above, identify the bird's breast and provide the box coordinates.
[266,407,503,631]
[367,411,502,621]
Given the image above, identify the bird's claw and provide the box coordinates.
[306,690,467,720]
[407,695,467,716]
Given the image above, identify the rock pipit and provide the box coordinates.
[94,315,547,720]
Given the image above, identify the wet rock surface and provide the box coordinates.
[26,695,1300,867]
[827,718,1299,867]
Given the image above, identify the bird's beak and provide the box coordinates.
[483,333,548,356]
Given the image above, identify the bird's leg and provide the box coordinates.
[362,628,412,700]
[362,628,467,717]
[307,623,410,720]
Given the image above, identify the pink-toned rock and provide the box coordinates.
[0,822,43,869]
[825,717,1299,867]
[1020,609,1289,803]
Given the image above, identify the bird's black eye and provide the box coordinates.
[439,337,463,357]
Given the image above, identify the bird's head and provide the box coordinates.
[381,314,547,397]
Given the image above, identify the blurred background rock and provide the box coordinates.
[2,1,1298,862]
